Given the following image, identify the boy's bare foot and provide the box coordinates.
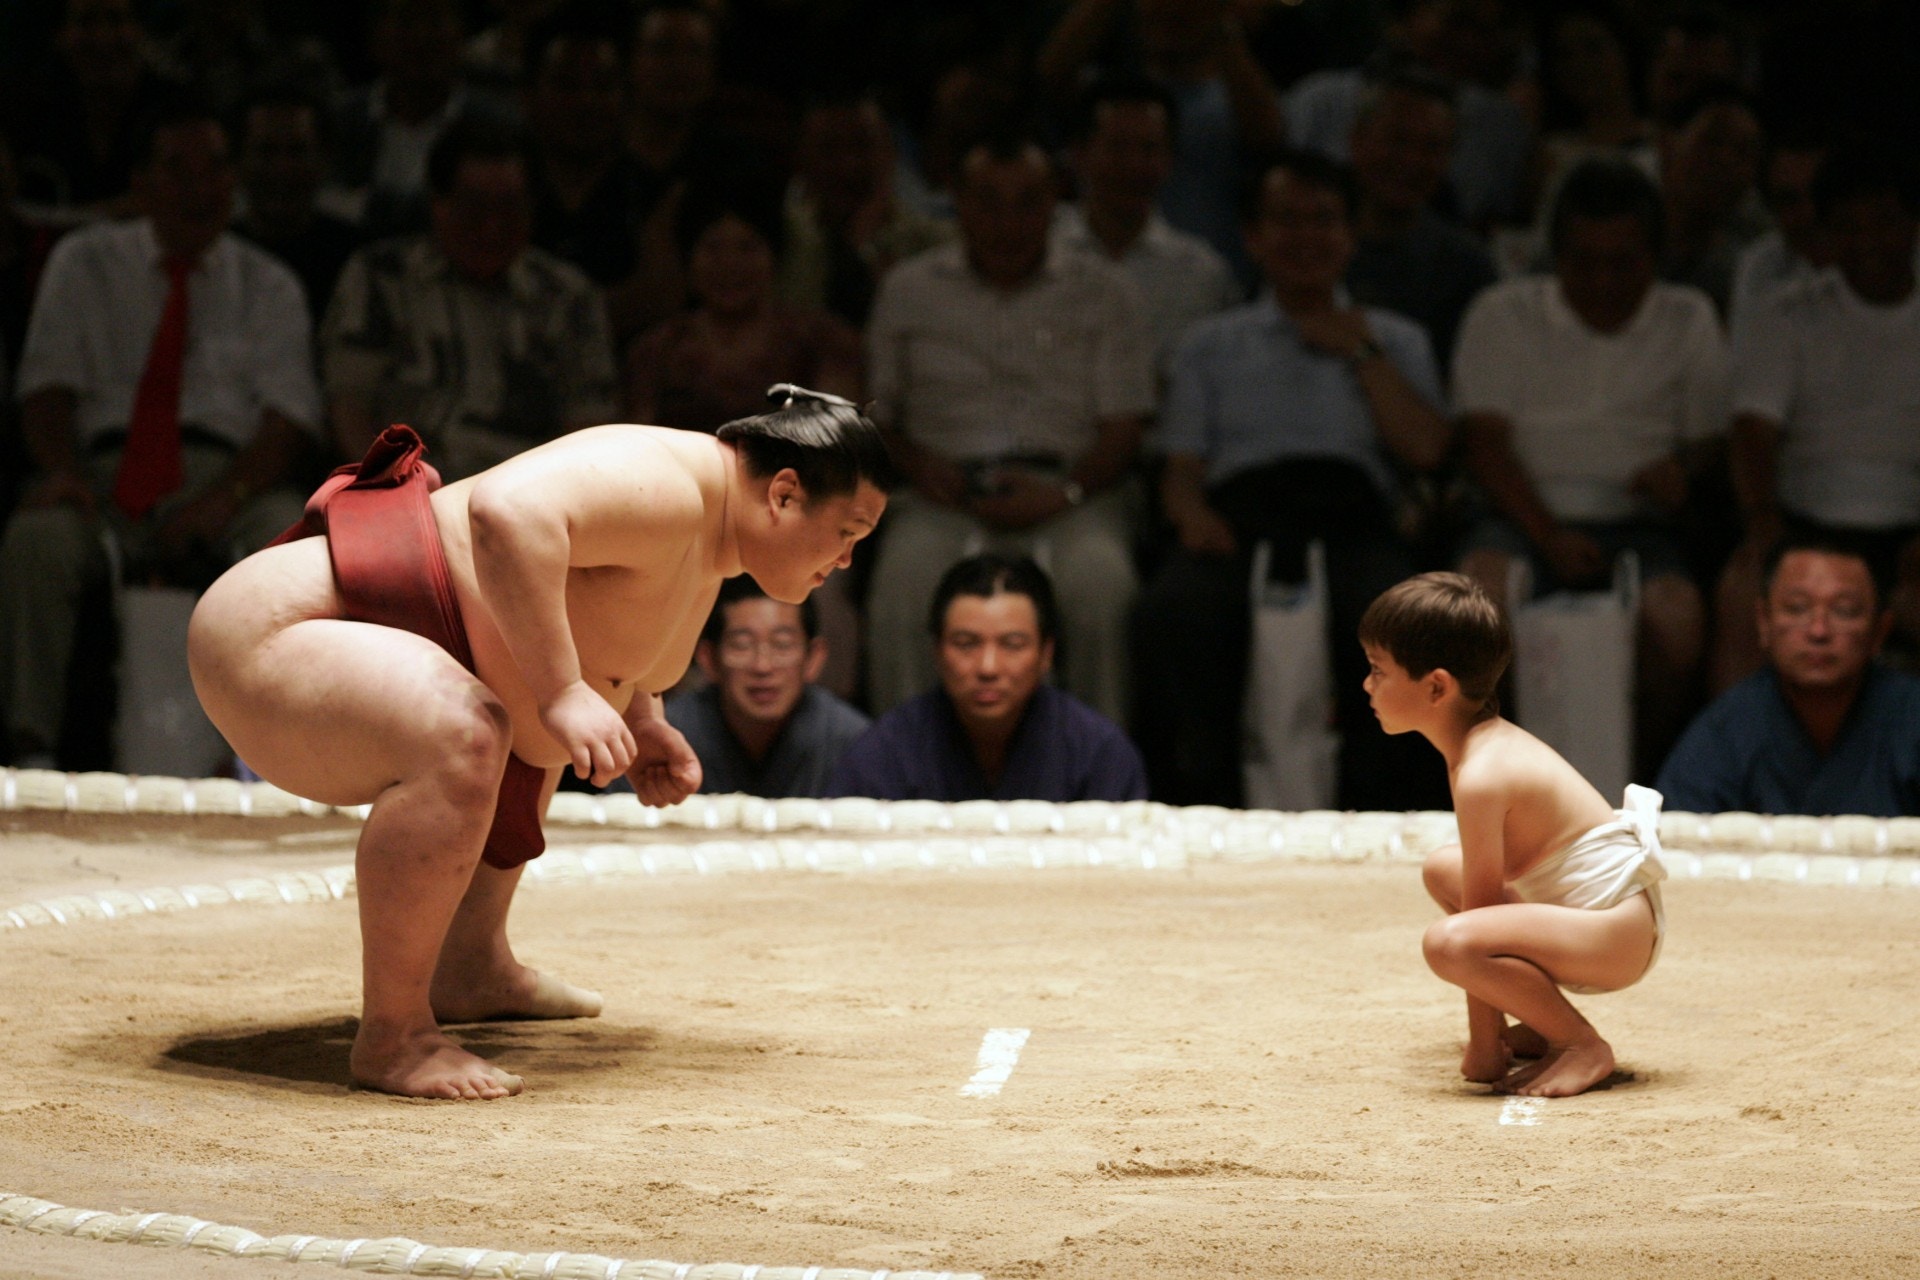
[431,964,604,1023]
[1502,1022,1549,1059]
[351,1026,523,1100]
[1499,1035,1615,1097]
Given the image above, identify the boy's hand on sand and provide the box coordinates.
[1461,1039,1511,1085]
[540,681,637,786]
[625,717,702,807]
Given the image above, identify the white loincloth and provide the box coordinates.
[1508,783,1668,994]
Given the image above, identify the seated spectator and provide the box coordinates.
[1,0,184,216]
[1643,4,1749,127]
[1036,0,1287,286]
[1286,0,1534,229]
[1133,150,1451,810]
[321,117,616,481]
[1656,85,1767,320]
[617,0,771,334]
[777,88,954,330]
[1525,4,1654,222]
[233,86,364,325]
[863,135,1155,726]
[1056,73,1241,375]
[1,96,320,768]
[625,179,862,433]
[1342,68,1497,384]
[1714,139,1920,688]
[153,0,339,118]
[331,0,512,238]
[1726,129,1831,335]
[1659,536,1920,817]
[655,577,868,799]
[1454,157,1727,775]
[522,1,654,330]
[828,554,1147,802]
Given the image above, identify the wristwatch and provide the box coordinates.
[1346,337,1385,368]
[1060,479,1087,508]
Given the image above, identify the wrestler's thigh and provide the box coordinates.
[199,617,508,809]
[1432,898,1657,993]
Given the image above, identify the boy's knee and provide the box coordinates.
[1422,915,1476,976]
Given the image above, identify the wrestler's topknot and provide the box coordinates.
[717,384,902,498]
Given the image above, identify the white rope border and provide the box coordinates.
[9,767,1920,863]
[0,1192,973,1280]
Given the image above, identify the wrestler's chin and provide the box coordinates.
[749,573,813,606]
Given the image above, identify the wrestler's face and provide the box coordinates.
[753,473,886,604]
[1759,551,1890,694]
[699,597,824,730]
[1363,644,1439,735]
[938,592,1054,735]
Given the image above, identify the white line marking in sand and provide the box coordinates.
[1499,1097,1546,1126]
[961,1028,1031,1098]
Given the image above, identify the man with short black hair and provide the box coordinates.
[1,96,320,768]
[321,115,617,480]
[660,577,868,798]
[828,554,1147,802]
[234,86,364,323]
[864,136,1155,726]
[1659,536,1920,816]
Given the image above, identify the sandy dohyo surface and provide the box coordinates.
[2,809,1918,1280]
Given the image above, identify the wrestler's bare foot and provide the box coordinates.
[1503,1022,1549,1059]
[351,1025,523,1100]
[431,963,604,1023]
[1499,1034,1616,1098]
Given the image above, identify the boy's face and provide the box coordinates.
[1362,644,1432,735]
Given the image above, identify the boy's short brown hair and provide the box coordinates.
[1358,573,1511,709]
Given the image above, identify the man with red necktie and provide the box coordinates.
[1,94,321,769]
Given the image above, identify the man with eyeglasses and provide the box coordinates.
[655,577,869,798]
[1658,536,1920,817]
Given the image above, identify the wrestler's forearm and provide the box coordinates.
[467,485,584,702]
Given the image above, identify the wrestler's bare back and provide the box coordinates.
[194,426,733,793]
[1451,718,1617,883]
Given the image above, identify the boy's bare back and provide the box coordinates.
[1452,716,1618,884]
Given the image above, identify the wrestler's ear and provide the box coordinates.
[1427,668,1455,704]
[767,467,805,512]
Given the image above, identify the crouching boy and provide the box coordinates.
[1359,572,1666,1097]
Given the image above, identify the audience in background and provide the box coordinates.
[321,117,615,481]
[829,554,1147,802]
[1288,0,1533,230]
[1525,4,1653,224]
[655,577,869,799]
[1660,536,1920,817]
[863,136,1155,726]
[233,87,364,325]
[1038,0,1287,284]
[522,2,650,310]
[1056,74,1241,376]
[1,98,320,769]
[1726,128,1831,334]
[777,89,953,330]
[626,179,861,433]
[1715,139,1920,689]
[1453,158,1728,776]
[330,0,508,239]
[0,0,1913,811]
[2,0,181,215]
[1655,85,1766,319]
[1342,68,1497,384]
[1134,151,1451,810]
